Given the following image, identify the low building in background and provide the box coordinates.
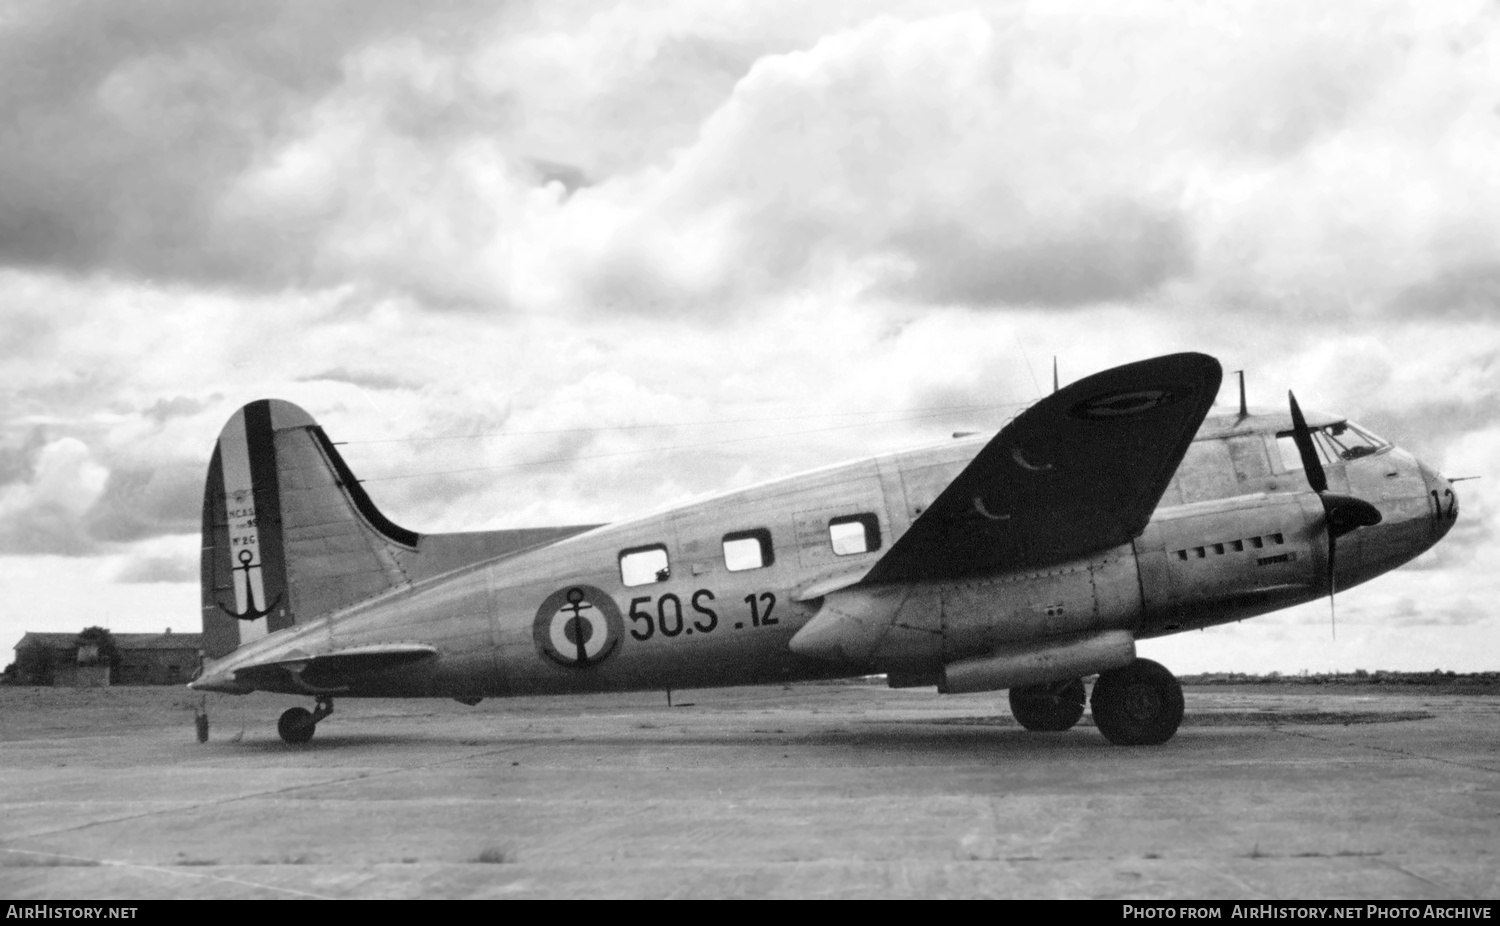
[10,631,203,686]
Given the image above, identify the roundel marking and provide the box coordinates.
[533,585,624,669]
[1068,387,1180,420]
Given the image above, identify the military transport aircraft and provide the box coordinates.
[189,353,1459,745]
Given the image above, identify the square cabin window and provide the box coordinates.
[620,544,670,587]
[723,529,774,572]
[829,514,881,556]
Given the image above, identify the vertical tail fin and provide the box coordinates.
[200,400,420,658]
[200,399,605,661]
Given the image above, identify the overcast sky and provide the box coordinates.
[2,0,1497,675]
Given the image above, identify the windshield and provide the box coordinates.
[1277,421,1390,470]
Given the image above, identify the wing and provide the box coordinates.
[861,352,1222,584]
[202,643,437,694]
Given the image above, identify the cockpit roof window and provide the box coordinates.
[1277,420,1390,470]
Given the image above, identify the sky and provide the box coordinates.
[2,0,1497,675]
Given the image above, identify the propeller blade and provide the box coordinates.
[1288,391,1327,493]
[1287,390,1382,641]
[1326,529,1337,639]
[1322,494,1380,640]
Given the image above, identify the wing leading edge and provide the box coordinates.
[862,352,1223,585]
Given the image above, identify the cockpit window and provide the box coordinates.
[1328,422,1389,459]
[1277,421,1390,471]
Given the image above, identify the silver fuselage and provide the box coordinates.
[193,407,1457,697]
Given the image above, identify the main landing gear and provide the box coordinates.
[278,696,334,745]
[1089,658,1184,746]
[1007,658,1185,745]
[1008,678,1087,732]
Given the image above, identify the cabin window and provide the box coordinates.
[723,529,774,572]
[619,544,670,587]
[1177,439,1237,502]
[1227,435,1272,481]
[1277,434,1334,471]
[829,514,881,556]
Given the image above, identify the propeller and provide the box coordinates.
[1288,391,1383,637]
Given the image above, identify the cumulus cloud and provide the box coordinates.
[1393,260,1500,319]
[0,1,510,289]
[0,425,202,555]
[598,11,1203,309]
[527,1,1500,325]
[5,0,1497,326]
[114,552,197,584]
[142,395,219,425]
[84,465,201,544]
[0,426,48,486]
[0,436,110,554]
[300,368,416,391]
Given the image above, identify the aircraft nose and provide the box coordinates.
[1421,463,1459,539]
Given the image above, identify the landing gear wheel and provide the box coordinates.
[1009,678,1087,731]
[1090,658,1184,746]
[278,707,316,744]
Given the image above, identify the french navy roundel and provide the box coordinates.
[1068,388,1179,420]
[533,585,624,668]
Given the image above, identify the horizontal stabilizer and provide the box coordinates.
[196,643,437,694]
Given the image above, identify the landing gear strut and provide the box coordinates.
[1090,658,1183,746]
[278,696,334,744]
[1009,678,1087,731]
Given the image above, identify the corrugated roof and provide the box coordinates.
[15,632,203,651]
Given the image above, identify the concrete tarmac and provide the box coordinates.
[2,682,1498,900]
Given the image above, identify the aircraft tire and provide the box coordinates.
[1008,678,1087,731]
[278,707,316,745]
[1090,658,1184,746]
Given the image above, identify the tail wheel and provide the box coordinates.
[1008,678,1087,731]
[1090,658,1184,746]
[278,707,316,744]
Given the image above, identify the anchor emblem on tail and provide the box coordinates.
[218,548,283,622]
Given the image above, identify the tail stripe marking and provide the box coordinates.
[244,400,295,633]
[217,407,269,646]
